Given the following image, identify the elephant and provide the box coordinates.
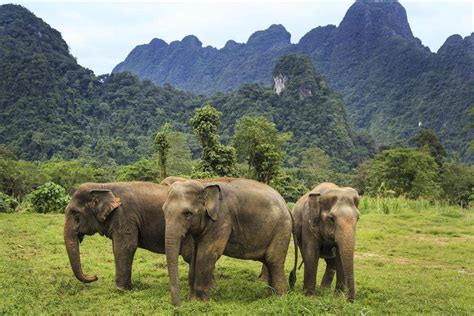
[160,176,187,186]
[292,182,360,301]
[162,178,297,306]
[63,181,194,290]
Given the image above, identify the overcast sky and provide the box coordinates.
[3,0,473,75]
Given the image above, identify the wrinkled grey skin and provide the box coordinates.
[64,182,193,290]
[163,179,295,306]
[160,176,187,186]
[292,182,360,301]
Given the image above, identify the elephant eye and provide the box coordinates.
[327,214,335,223]
[72,211,80,222]
[183,209,193,219]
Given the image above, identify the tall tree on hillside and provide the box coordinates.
[190,105,236,177]
[366,148,440,199]
[232,115,291,183]
[154,123,171,180]
[410,129,446,167]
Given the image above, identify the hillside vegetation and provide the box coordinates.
[0,4,365,168]
[114,1,474,161]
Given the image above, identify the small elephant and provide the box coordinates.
[163,179,297,306]
[293,182,360,301]
[63,182,194,290]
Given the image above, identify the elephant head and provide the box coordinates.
[64,184,122,284]
[162,180,221,306]
[308,187,360,300]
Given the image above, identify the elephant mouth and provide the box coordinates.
[78,233,84,243]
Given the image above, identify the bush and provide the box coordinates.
[0,192,19,213]
[29,182,69,213]
[365,148,440,199]
[271,171,308,203]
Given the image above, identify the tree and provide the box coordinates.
[298,147,332,187]
[154,123,171,180]
[366,148,440,199]
[167,132,195,176]
[232,115,291,183]
[39,159,110,193]
[190,105,236,177]
[116,159,158,182]
[410,129,446,167]
[0,158,46,199]
[439,158,474,207]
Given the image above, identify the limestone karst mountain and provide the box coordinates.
[113,0,474,161]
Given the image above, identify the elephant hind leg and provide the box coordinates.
[258,263,270,282]
[263,226,291,295]
[321,257,336,288]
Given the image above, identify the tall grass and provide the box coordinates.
[359,196,462,215]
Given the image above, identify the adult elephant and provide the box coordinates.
[63,182,193,290]
[163,179,297,306]
[293,182,360,301]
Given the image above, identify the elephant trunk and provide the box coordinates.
[337,229,356,301]
[165,224,182,306]
[64,214,98,283]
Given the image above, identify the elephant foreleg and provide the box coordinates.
[112,233,138,291]
[193,233,229,301]
[302,233,319,295]
[321,258,336,288]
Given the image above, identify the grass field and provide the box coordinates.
[1,199,473,314]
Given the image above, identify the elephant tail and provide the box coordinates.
[288,207,298,290]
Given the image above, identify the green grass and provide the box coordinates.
[1,203,474,314]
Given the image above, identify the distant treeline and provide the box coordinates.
[1,105,472,214]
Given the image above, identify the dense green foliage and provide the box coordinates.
[154,123,172,180]
[233,115,291,183]
[439,159,474,207]
[363,148,440,199]
[113,1,473,162]
[0,192,18,213]
[0,5,366,170]
[28,182,69,213]
[190,105,237,177]
[410,128,446,167]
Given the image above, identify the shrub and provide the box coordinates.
[29,182,69,213]
[0,192,19,213]
[365,148,440,199]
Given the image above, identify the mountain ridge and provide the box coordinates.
[112,0,474,161]
[0,4,366,168]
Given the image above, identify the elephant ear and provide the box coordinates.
[203,184,221,221]
[308,192,322,224]
[89,189,122,222]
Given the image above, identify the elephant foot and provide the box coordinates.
[335,283,346,293]
[116,282,132,291]
[194,288,211,301]
[188,291,196,300]
[115,282,132,292]
[304,288,316,296]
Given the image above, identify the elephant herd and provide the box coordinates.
[63,177,360,306]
